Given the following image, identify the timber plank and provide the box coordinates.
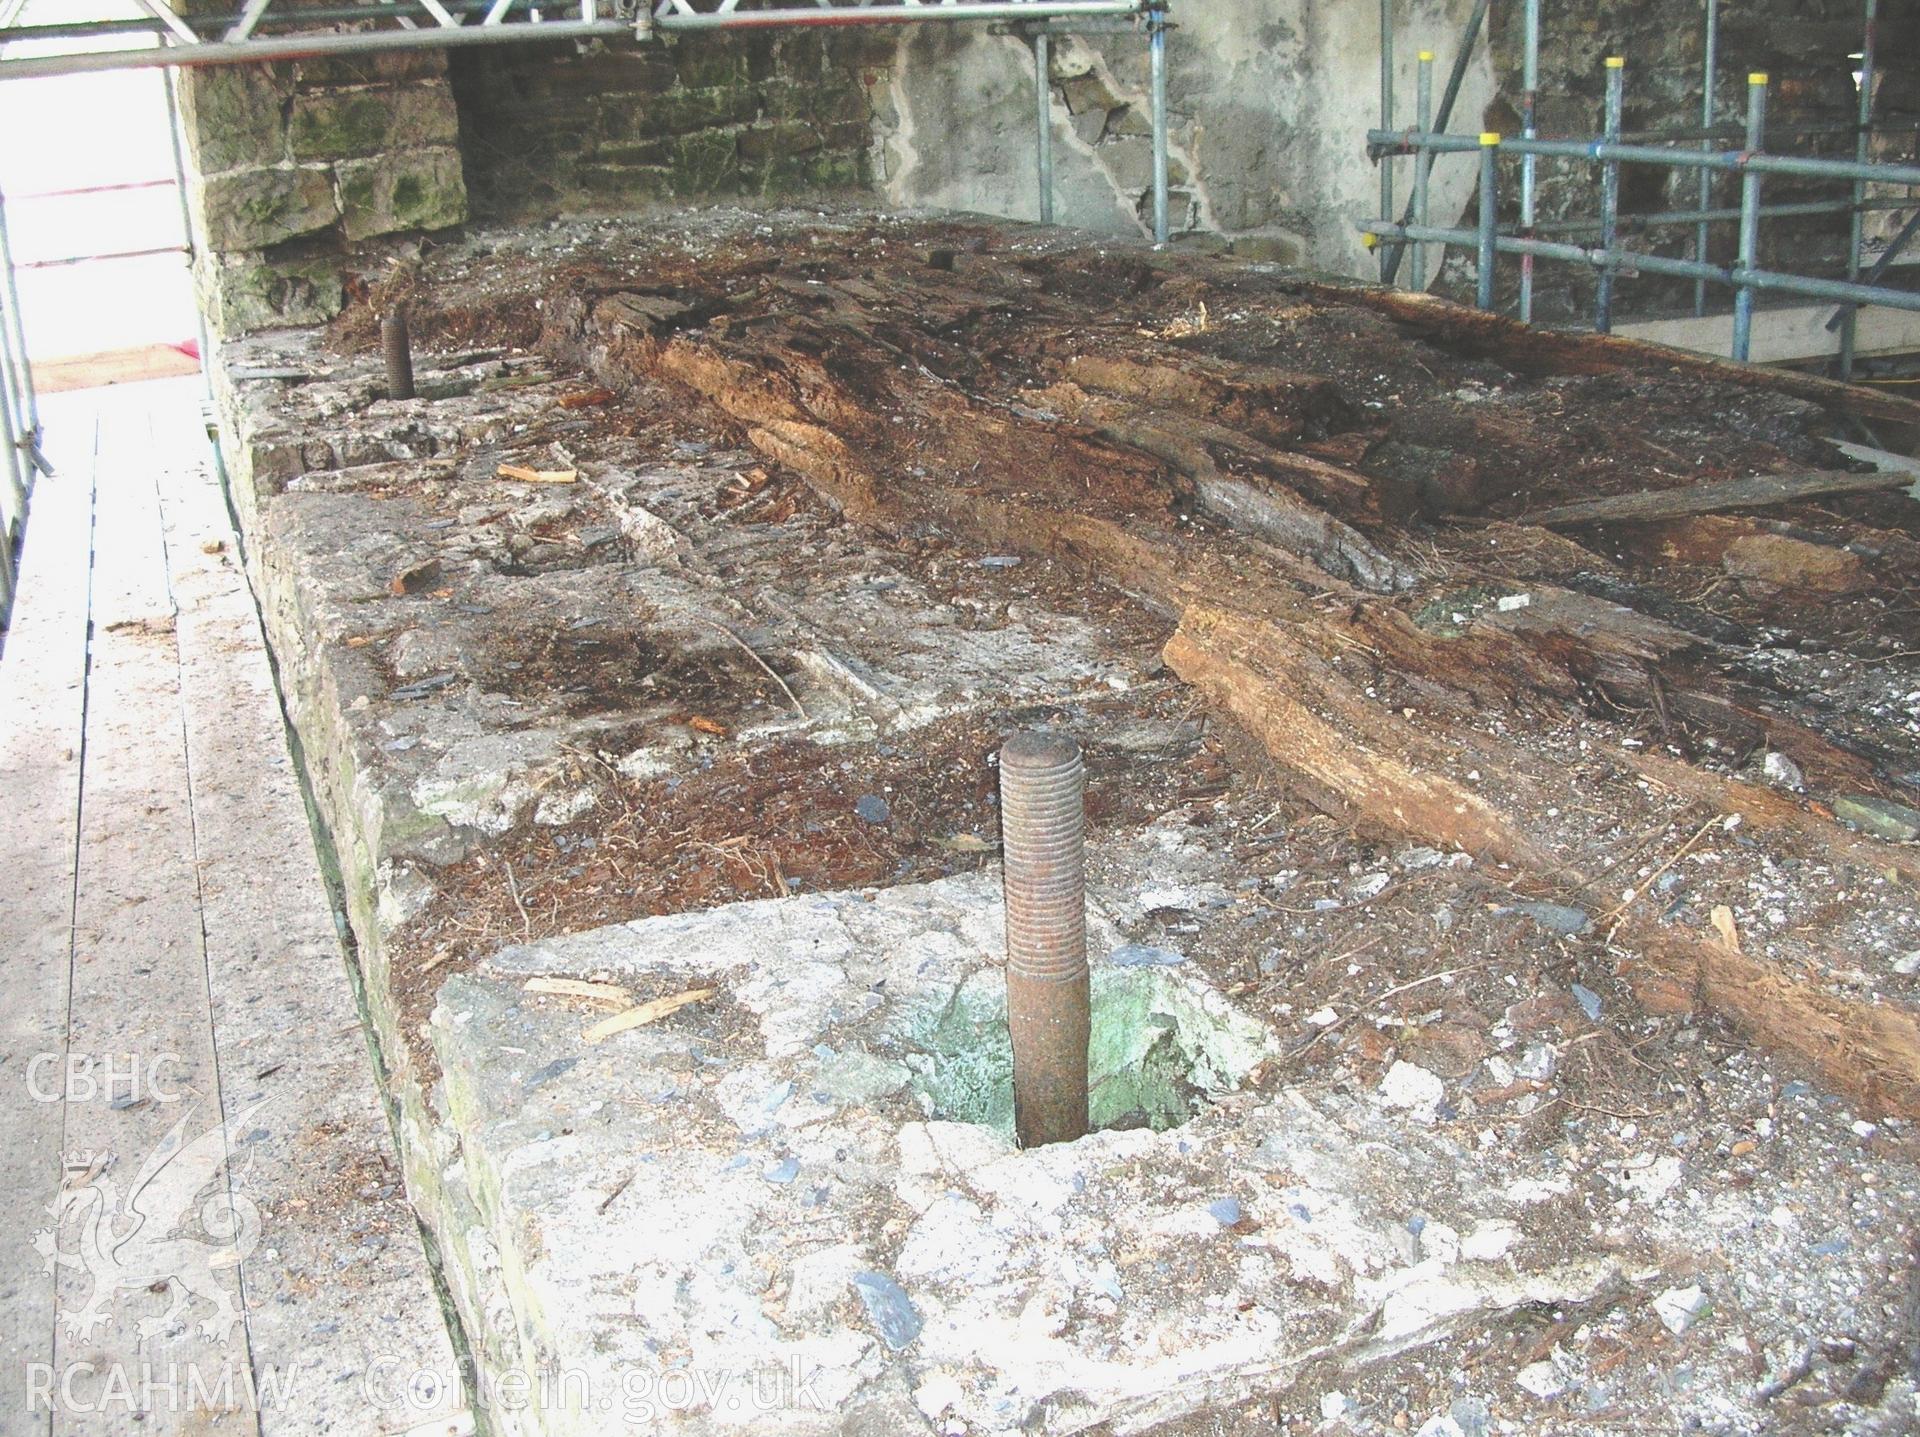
[1326,284,1920,427]
[51,396,251,1437]
[1517,468,1911,529]
[0,414,96,1435]
[154,409,463,1436]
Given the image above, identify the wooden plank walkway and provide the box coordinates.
[0,381,465,1437]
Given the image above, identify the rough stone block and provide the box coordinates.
[668,130,740,195]
[1229,230,1307,266]
[179,63,293,174]
[293,48,449,90]
[737,121,822,164]
[336,147,468,241]
[650,84,763,135]
[1101,136,1190,191]
[671,40,751,91]
[195,252,345,339]
[289,83,460,161]
[574,165,676,205]
[197,165,340,252]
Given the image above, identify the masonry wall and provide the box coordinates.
[175,25,884,336]
[868,1,1495,275]
[449,31,887,223]
[178,49,468,335]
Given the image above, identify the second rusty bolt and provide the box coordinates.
[999,729,1090,1149]
[381,308,416,402]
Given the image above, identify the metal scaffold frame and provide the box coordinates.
[0,174,46,618]
[0,0,1158,70]
[1365,0,1919,371]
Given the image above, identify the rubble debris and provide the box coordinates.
[1835,793,1920,843]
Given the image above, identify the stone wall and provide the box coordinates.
[869,1,1494,276]
[178,49,468,336]
[449,31,887,223]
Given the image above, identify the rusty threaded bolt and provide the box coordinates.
[999,729,1090,1148]
[381,309,416,401]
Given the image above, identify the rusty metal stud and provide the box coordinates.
[381,309,415,401]
[999,729,1089,1148]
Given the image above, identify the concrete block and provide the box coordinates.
[196,165,339,252]
[335,147,468,242]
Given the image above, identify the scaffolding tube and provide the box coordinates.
[1730,72,1769,362]
[1517,0,1538,320]
[1410,50,1433,289]
[1533,194,1910,240]
[1361,219,1920,317]
[1379,0,1393,281]
[1379,0,1485,286]
[1595,57,1623,333]
[1367,130,1920,191]
[1148,1,1169,246]
[1033,29,1054,226]
[0,20,635,79]
[653,1,1144,30]
[1695,0,1719,316]
[1838,0,1877,377]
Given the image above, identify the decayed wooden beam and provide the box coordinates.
[1517,468,1911,529]
[1164,603,1552,868]
[1164,602,1920,1118]
[1325,284,1920,427]
[532,237,1920,1117]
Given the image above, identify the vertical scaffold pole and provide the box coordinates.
[1518,0,1539,320]
[1731,72,1768,362]
[1694,0,1719,316]
[1839,0,1877,379]
[1034,29,1055,225]
[1379,0,1393,280]
[1476,132,1499,310]
[1596,57,1625,333]
[1149,1,1169,246]
[1411,50,1434,290]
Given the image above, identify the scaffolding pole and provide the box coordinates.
[1694,0,1719,316]
[1837,0,1877,378]
[1517,0,1539,320]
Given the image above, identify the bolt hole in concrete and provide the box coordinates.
[902,960,1271,1138]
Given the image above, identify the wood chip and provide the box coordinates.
[935,833,993,853]
[1711,904,1742,954]
[584,987,715,1044]
[497,463,578,485]
[524,976,633,1008]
